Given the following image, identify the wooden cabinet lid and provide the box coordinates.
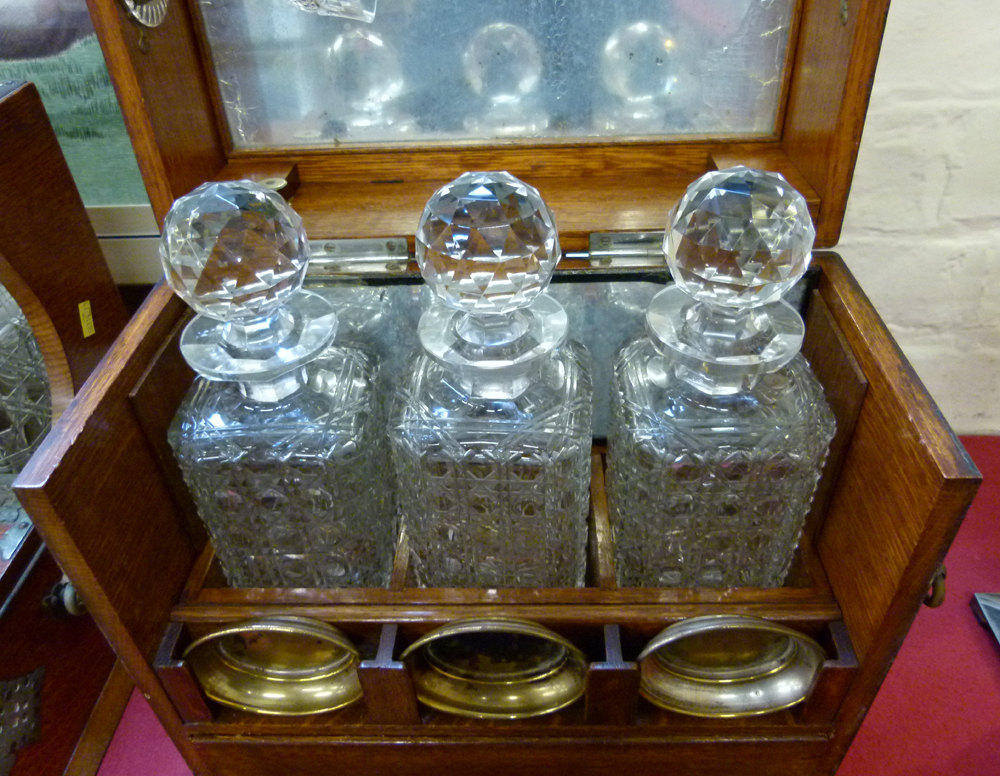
[90,0,891,248]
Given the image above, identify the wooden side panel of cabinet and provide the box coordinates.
[811,254,980,772]
[0,81,130,416]
[14,283,210,774]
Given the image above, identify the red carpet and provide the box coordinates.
[837,435,1000,775]
[96,437,1000,776]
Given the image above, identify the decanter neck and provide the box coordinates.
[676,303,776,359]
[237,366,308,403]
[178,290,338,386]
[455,309,532,347]
[419,294,568,400]
[454,362,536,400]
[220,308,296,360]
[646,286,804,396]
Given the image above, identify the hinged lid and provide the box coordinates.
[88,0,891,248]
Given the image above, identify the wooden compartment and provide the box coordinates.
[15,0,983,774]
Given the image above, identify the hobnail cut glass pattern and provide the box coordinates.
[665,167,816,310]
[160,180,310,322]
[0,289,50,477]
[0,667,43,774]
[416,172,560,315]
[607,341,835,588]
[391,341,592,588]
[169,345,395,588]
[0,287,51,533]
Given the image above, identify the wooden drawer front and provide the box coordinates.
[194,737,830,776]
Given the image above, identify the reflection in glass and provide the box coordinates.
[195,0,796,148]
[462,23,548,137]
[324,28,412,137]
[594,21,701,133]
[287,0,377,23]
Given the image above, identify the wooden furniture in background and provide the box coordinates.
[0,80,132,776]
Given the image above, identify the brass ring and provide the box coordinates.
[638,615,825,717]
[183,616,363,716]
[400,617,587,719]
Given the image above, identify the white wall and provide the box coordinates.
[838,0,1000,434]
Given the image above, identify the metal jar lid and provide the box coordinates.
[399,617,587,719]
[183,616,363,715]
[637,615,826,718]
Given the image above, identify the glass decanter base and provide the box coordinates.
[391,342,592,588]
[607,341,835,588]
[168,346,394,588]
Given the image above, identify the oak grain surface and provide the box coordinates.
[0,82,129,417]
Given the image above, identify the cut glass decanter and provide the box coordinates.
[390,171,593,588]
[607,167,835,588]
[0,285,51,540]
[164,180,394,588]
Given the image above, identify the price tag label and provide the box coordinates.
[78,300,95,338]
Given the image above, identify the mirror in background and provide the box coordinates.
[195,0,795,148]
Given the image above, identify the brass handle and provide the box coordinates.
[924,565,947,608]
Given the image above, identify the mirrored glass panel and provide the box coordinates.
[197,0,797,149]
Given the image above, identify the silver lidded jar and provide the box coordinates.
[607,167,835,588]
[390,171,593,588]
[163,180,395,588]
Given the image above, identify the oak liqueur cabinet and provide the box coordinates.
[16,1,981,775]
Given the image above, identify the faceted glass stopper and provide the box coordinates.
[416,171,560,315]
[464,23,543,105]
[664,167,816,309]
[160,180,310,322]
[286,0,376,23]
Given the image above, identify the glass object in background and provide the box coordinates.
[390,171,593,588]
[194,0,795,148]
[462,22,548,137]
[323,27,414,138]
[606,167,835,588]
[0,0,147,207]
[164,180,395,588]
[287,0,377,23]
[593,20,703,134]
[0,286,51,540]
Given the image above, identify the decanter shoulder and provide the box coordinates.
[396,339,592,422]
[613,337,833,430]
[169,344,381,454]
